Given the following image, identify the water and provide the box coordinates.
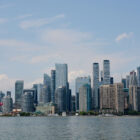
[0,116,140,140]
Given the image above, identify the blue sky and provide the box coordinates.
[0,0,140,96]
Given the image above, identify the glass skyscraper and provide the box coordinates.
[92,63,99,109]
[103,60,110,85]
[15,80,24,108]
[75,76,91,111]
[55,63,68,89]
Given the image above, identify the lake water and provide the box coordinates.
[0,116,140,140]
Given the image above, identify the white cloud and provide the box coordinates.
[30,54,60,64]
[0,4,14,9]
[0,39,30,47]
[16,14,32,19]
[19,14,65,29]
[0,18,8,24]
[41,29,92,45]
[115,32,133,42]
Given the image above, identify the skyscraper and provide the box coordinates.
[42,74,51,103]
[92,63,99,109]
[79,84,92,112]
[137,66,140,86]
[51,70,56,103]
[21,92,34,113]
[33,84,43,104]
[129,71,137,86]
[103,60,110,85]
[75,76,91,111]
[129,86,140,111]
[15,80,24,108]
[55,64,68,89]
[55,86,67,113]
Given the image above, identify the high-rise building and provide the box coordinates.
[137,66,140,86]
[2,94,13,114]
[51,70,56,103]
[21,92,34,113]
[33,84,43,104]
[55,64,68,89]
[126,75,130,88]
[79,84,92,112]
[15,80,24,108]
[55,86,67,113]
[103,60,110,85]
[122,78,126,88]
[92,63,99,109]
[129,86,140,111]
[23,89,37,105]
[42,74,51,104]
[129,71,137,86]
[71,95,76,112]
[100,83,124,113]
[75,76,91,111]
[0,91,5,112]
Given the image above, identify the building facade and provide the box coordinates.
[92,63,99,109]
[75,76,91,111]
[100,83,124,113]
[79,84,92,112]
[103,60,110,85]
[15,80,24,108]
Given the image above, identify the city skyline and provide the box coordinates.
[0,0,140,96]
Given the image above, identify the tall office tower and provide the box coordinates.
[43,74,51,103]
[66,83,72,112]
[55,86,67,113]
[75,76,91,111]
[122,78,126,88]
[129,86,140,111]
[2,95,13,114]
[71,95,76,112]
[103,60,110,85]
[129,71,137,86]
[55,64,68,89]
[137,66,140,86]
[21,92,34,113]
[92,63,99,109]
[33,84,43,104]
[51,70,56,103]
[23,89,37,105]
[100,83,124,113]
[123,88,129,110]
[15,80,24,108]
[79,84,92,112]
[126,75,130,88]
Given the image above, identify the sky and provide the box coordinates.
[0,0,140,97]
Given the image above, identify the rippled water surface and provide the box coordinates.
[0,116,140,140]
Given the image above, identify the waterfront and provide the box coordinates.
[0,116,140,140]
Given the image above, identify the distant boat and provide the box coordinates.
[48,114,59,117]
[75,113,79,116]
[102,114,114,117]
[62,112,67,117]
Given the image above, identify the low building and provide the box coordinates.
[36,102,56,115]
